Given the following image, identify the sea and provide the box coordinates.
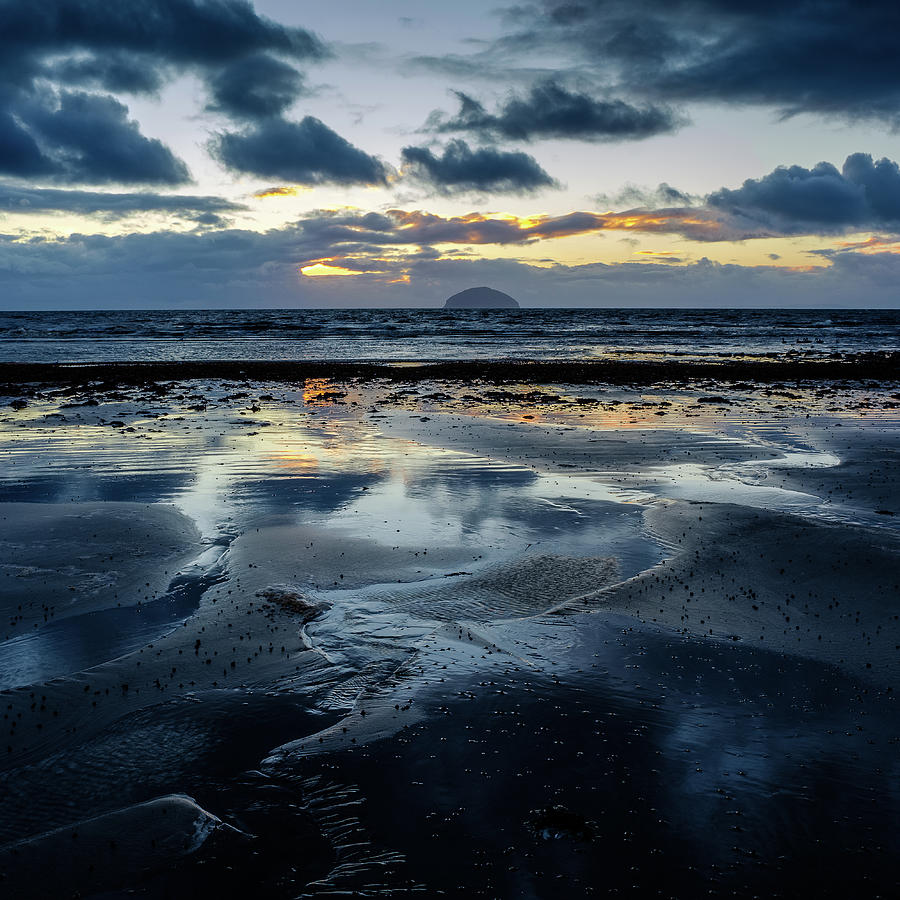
[0,308,898,363]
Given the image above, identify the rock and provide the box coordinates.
[256,586,330,624]
[443,286,520,309]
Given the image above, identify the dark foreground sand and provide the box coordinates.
[0,371,897,897]
[1,502,199,635]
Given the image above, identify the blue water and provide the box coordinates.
[1,308,898,363]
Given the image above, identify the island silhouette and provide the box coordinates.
[443,286,520,309]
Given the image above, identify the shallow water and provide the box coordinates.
[0,385,892,684]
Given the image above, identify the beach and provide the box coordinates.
[0,364,898,897]
[6,0,900,892]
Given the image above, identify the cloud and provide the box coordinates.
[0,111,48,177]
[207,53,305,119]
[2,90,189,184]
[211,116,389,185]
[708,153,900,231]
[827,236,900,256]
[575,153,900,242]
[0,86,190,185]
[238,205,727,250]
[428,81,682,142]
[0,0,324,88]
[0,0,327,184]
[0,83,190,188]
[596,182,700,209]
[0,185,244,222]
[406,53,538,82]
[47,53,167,95]
[501,1,900,124]
[280,205,729,249]
[253,186,299,198]
[400,139,556,194]
[841,153,900,222]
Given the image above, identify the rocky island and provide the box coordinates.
[443,286,520,309]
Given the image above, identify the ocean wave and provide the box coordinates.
[0,308,897,364]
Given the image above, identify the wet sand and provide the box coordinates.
[0,502,199,630]
[0,372,897,897]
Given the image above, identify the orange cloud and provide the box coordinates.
[254,186,299,198]
[374,207,730,246]
[835,236,900,255]
[593,210,728,240]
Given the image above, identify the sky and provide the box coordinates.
[2,0,900,309]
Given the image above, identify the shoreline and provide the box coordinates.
[1,351,899,389]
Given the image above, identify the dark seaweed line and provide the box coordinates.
[0,353,898,389]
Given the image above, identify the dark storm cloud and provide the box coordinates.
[0,0,327,184]
[47,53,167,95]
[708,153,900,231]
[207,54,305,119]
[212,117,389,186]
[0,111,48,177]
[0,185,244,221]
[6,91,189,184]
[400,140,556,193]
[0,84,188,183]
[0,0,324,84]
[428,81,681,142]
[506,1,900,123]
